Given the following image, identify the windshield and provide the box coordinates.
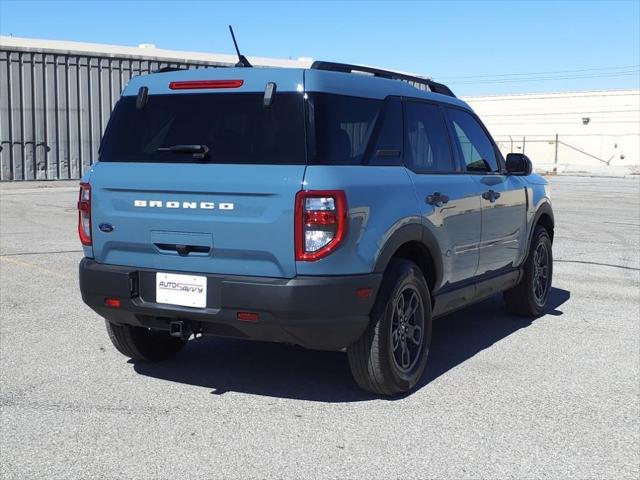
[99,92,306,164]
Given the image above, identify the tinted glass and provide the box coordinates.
[447,108,499,172]
[369,97,403,166]
[99,93,306,164]
[405,102,454,173]
[311,93,382,165]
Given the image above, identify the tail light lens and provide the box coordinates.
[295,190,347,261]
[77,182,92,246]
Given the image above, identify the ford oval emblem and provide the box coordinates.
[99,223,114,233]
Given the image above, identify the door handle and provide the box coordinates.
[154,243,211,256]
[482,190,501,203]
[426,192,450,206]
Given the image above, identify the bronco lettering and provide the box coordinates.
[133,200,234,210]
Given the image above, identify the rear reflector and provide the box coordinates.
[105,298,121,308]
[169,80,244,90]
[356,288,373,299]
[237,311,259,322]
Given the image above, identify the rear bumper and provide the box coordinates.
[79,258,381,350]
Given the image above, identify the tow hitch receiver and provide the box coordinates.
[169,320,191,340]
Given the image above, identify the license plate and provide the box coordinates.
[156,272,207,308]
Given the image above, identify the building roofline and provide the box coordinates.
[464,88,640,101]
[0,35,433,79]
[0,35,312,68]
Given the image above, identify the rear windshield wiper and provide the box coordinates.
[157,144,209,160]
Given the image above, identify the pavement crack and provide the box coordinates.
[0,256,74,279]
[602,221,640,227]
[555,259,640,271]
[0,398,157,415]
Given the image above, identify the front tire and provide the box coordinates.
[347,259,432,396]
[504,225,553,317]
[105,321,187,361]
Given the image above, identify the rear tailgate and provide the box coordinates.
[90,162,304,278]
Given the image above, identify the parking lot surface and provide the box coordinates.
[1,176,639,479]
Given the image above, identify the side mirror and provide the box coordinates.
[506,153,533,175]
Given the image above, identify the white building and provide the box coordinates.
[464,89,640,175]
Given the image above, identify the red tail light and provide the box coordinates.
[295,190,347,261]
[77,182,92,246]
[169,80,244,90]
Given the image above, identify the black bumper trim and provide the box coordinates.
[79,258,381,350]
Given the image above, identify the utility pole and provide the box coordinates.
[554,133,559,173]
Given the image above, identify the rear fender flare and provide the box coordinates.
[373,222,443,289]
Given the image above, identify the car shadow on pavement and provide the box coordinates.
[132,287,570,402]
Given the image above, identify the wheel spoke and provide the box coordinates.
[396,294,405,319]
[392,329,400,351]
[539,246,547,266]
[401,341,411,369]
[408,325,422,345]
[406,292,419,319]
[536,278,546,299]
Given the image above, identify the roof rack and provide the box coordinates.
[310,61,455,98]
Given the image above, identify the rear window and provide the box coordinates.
[309,93,383,165]
[99,92,306,164]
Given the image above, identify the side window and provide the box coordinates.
[404,102,454,173]
[368,97,403,166]
[447,108,499,173]
[311,93,382,165]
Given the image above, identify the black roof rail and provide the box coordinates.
[310,60,455,98]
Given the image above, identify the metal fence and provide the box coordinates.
[0,48,226,181]
[492,134,633,169]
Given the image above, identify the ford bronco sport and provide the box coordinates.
[78,61,554,396]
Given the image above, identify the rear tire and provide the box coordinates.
[504,225,553,317]
[347,259,432,396]
[105,321,187,361]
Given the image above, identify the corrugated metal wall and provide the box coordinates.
[0,49,225,181]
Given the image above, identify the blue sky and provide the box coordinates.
[1,0,639,96]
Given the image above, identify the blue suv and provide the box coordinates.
[78,62,554,396]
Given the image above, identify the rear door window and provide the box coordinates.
[99,93,306,164]
[404,102,455,173]
[446,108,500,173]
